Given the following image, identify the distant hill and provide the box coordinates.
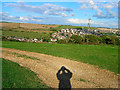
[1,22,119,32]
[0,21,13,23]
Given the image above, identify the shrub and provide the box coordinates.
[9,29,12,31]
[84,35,99,44]
[110,35,120,45]
[57,39,67,44]
[70,35,83,44]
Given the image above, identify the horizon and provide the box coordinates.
[1,21,118,29]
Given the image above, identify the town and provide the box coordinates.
[3,27,120,43]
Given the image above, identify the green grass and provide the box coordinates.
[2,41,118,74]
[80,78,86,82]
[2,30,50,39]
[57,25,97,30]
[2,58,50,88]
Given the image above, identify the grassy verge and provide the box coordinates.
[2,58,50,88]
[2,41,118,74]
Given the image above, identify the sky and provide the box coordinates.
[1,0,119,28]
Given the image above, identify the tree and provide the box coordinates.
[100,35,108,44]
[84,35,99,44]
[57,39,67,44]
[70,35,83,44]
[109,35,120,45]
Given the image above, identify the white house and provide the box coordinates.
[51,38,57,42]
[34,38,38,42]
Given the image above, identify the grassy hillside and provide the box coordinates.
[2,58,49,88]
[2,41,118,74]
[2,22,59,29]
[2,30,50,39]
[57,25,97,30]
[1,22,56,33]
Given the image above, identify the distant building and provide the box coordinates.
[34,38,38,42]
[51,38,57,42]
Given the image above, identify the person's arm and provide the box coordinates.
[57,69,61,80]
[65,68,72,78]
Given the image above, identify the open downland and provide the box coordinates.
[2,48,119,88]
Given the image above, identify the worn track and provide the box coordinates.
[2,48,119,88]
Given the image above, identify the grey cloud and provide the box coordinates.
[5,2,73,17]
[1,12,117,28]
[79,0,117,19]
[1,12,42,23]
[1,12,19,21]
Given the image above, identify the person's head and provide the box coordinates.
[61,66,66,73]
[61,66,65,70]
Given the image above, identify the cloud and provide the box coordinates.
[67,18,90,24]
[79,0,118,19]
[66,18,118,28]
[1,12,43,23]
[77,0,119,3]
[1,12,20,21]
[1,12,117,28]
[5,2,74,17]
[19,17,29,21]
[101,3,118,17]
[66,18,104,25]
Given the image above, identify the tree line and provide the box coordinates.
[57,35,120,45]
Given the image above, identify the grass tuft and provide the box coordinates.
[80,78,86,82]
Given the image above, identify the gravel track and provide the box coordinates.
[2,48,119,88]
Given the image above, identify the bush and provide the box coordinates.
[9,29,12,31]
[100,35,108,44]
[50,28,58,31]
[110,35,120,45]
[70,35,83,44]
[84,35,99,44]
[57,39,67,44]
[100,35,120,45]
[2,36,6,40]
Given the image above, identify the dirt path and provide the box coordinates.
[2,48,119,88]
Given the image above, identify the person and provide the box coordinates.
[56,66,72,89]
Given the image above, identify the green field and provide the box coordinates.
[2,58,49,88]
[2,30,50,39]
[57,25,97,30]
[2,41,118,74]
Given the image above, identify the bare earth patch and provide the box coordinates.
[2,48,119,88]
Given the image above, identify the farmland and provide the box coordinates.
[1,22,119,74]
[1,22,59,30]
[1,22,119,88]
[2,41,118,74]
[1,22,56,34]
[2,30,50,39]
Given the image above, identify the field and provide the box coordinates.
[57,25,97,30]
[1,22,119,88]
[1,22,55,33]
[2,30,50,39]
[2,58,49,88]
[1,22,60,29]
[2,41,118,74]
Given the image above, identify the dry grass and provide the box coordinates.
[1,23,60,29]
[97,28,119,31]
[1,22,60,33]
